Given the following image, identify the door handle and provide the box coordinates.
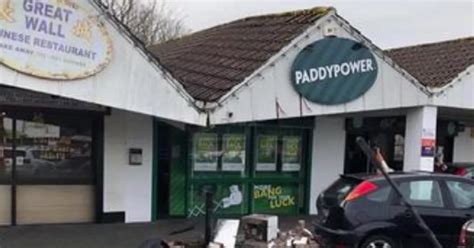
[404,210,413,218]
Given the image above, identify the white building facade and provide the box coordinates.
[0,0,472,224]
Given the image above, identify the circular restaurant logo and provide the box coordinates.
[0,0,113,80]
[291,37,378,105]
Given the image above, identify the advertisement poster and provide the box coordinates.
[421,128,436,157]
[256,135,277,171]
[282,136,301,172]
[222,134,246,172]
[253,184,298,214]
[421,138,436,157]
[188,184,246,217]
[193,133,218,171]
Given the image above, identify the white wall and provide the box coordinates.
[404,106,438,172]
[310,117,346,214]
[433,66,474,110]
[104,109,153,222]
[454,127,474,162]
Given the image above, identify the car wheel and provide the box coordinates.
[360,235,399,248]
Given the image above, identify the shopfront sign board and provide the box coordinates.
[291,37,378,105]
[0,0,113,80]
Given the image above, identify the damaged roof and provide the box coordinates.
[149,7,332,102]
[387,37,474,88]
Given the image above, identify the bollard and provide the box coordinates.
[202,185,214,245]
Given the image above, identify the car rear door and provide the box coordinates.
[389,178,453,248]
[442,178,474,246]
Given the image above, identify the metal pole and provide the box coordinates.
[11,117,16,226]
[204,189,213,245]
[356,137,442,248]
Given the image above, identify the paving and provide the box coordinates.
[0,216,316,248]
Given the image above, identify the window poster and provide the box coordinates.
[256,135,277,171]
[282,136,301,172]
[222,134,246,172]
[253,184,298,214]
[193,133,218,171]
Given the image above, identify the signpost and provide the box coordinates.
[291,37,378,105]
[0,0,113,80]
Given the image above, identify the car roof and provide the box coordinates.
[342,171,467,182]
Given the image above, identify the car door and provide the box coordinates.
[389,178,453,248]
[442,179,474,245]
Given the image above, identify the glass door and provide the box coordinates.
[0,111,13,225]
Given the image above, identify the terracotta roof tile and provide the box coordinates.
[149,7,332,101]
[386,37,474,88]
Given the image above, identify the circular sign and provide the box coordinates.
[0,0,113,80]
[291,37,378,105]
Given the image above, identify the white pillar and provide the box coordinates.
[310,117,346,214]
[404,106,438,172]
[453,127,474,162]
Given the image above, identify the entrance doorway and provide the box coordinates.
[344,117,406,174]
[154,121,188,219]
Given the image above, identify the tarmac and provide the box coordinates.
[0,216,316,248]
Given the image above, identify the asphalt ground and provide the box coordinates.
[0,216,316,248]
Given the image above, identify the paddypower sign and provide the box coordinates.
[291,38,378,105]
[0,0,113,80]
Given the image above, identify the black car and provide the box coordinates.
[459,219,474,248]
[314,172,474,248]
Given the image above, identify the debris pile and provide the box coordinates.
[235,215,320,248]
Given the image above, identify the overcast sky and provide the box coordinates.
[166,0,473,49]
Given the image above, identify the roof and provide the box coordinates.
[149,7,332,102]
[387,37,474,88]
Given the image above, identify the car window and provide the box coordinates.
[446,181,474,209]
[366,186,391,203]
[398,180,444,208]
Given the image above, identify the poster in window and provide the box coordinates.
[282,136,301,172]
[222,134,246,171]
[193,133,218,171]
[253,184,299,214]
[256,135,277,171]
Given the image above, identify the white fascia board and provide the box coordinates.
[431,65,474,109]
[209,12,431,125]
[0,0,206,126]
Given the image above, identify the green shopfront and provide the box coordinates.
[155,119,314,218]
[154,36,383,218]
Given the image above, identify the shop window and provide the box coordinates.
[191,130,247,175]
[254,128,303,176]
[14,112,94,184]
[192,133,219,172]
[255,135,278,171]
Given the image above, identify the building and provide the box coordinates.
[0,0,472,225]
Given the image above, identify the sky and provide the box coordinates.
[165,0,473,49]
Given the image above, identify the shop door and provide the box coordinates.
[0,110,96,225]
[345,117,405,174]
